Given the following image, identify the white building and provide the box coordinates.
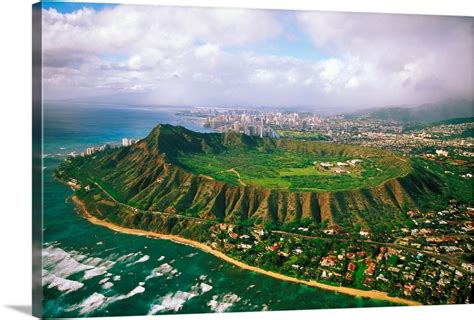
[122,138,138,146]
[320,162,333,167]
[436,149,449,157]
[85,147,95,156]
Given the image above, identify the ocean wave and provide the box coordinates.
[67,292,107,315]
[42,244,117,295]
[207,293,241,313]
[145,263,179,281]
[125,285,145,298]
[148,281,213,315]
[83,266,107,280]
[102,282,114,290]
[43,246,91,278]
[158,256,165,261]
[199,283,213,293]
[126,254,150,267]
[116,252,142,264]
[43,272,84,294]
[67,285,146,316]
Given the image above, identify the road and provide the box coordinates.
[87,178,468,272]
[91,180,217,224]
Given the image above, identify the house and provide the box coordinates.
[278,251,289,257]
[388,266,400,273]
[359,230,370,237]
[347,159,362,166]
[320,256,337,268]
[270,242,280,251]
[237,244,252,251]
[376,273,389,282]
[320,162,333,167]
[461,262,474,273]
[345,272,353,282]
[403,284,416,296]
[346,252,356,260]
[347,262,356,272]
[228,230,238,239]
[364,262,376,276]
[292,248,303,255]
[363,277,374,287]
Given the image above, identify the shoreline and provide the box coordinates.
[70,195,421,307]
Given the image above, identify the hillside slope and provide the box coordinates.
[350,99,473,123]
[58,124,445,230]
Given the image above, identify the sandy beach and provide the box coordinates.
[71,195,421,307]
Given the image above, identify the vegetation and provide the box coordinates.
[176,138,411,192]
[275,129,330,141]
[55,124,446,230]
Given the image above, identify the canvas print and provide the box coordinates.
[32,1,474,318]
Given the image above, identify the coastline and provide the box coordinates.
[70,195,422,307]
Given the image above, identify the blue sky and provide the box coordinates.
[41,1,117,14]
[226,12,331,61]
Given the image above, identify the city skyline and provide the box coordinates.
[42,3,473,110]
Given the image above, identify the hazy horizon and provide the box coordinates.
[41,3,474,111]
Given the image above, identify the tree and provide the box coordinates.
[353,223,361,233]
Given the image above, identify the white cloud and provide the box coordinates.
[296,11,474,104]
[42,5,473,109]
[194,44,220,58]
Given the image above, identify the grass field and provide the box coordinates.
[176,146,410,192]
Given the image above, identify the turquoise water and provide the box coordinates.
[42,102,395,318]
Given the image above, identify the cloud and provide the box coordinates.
[42,5,473,109]
[296,11,474,104]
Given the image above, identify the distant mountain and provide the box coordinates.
[348,99,473,123]
[403,117,474,132]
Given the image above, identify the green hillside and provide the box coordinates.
[56,124,445,230]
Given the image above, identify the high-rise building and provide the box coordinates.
[122,138,129,147]
[233,121,240,133]
[85,147,95,156]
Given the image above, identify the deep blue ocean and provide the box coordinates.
[42,102,394,318]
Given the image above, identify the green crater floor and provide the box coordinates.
[176,144,411,192]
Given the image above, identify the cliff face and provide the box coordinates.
[79,124,444,228]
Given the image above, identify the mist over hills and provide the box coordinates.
[55,93,473,124]
[348,99,473,123]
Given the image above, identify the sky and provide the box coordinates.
[41,2,474,110]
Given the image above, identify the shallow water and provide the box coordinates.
[42,102,395,318]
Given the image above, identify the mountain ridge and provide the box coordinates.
[58,124,445,230]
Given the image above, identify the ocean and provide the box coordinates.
[41,102,394,318]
